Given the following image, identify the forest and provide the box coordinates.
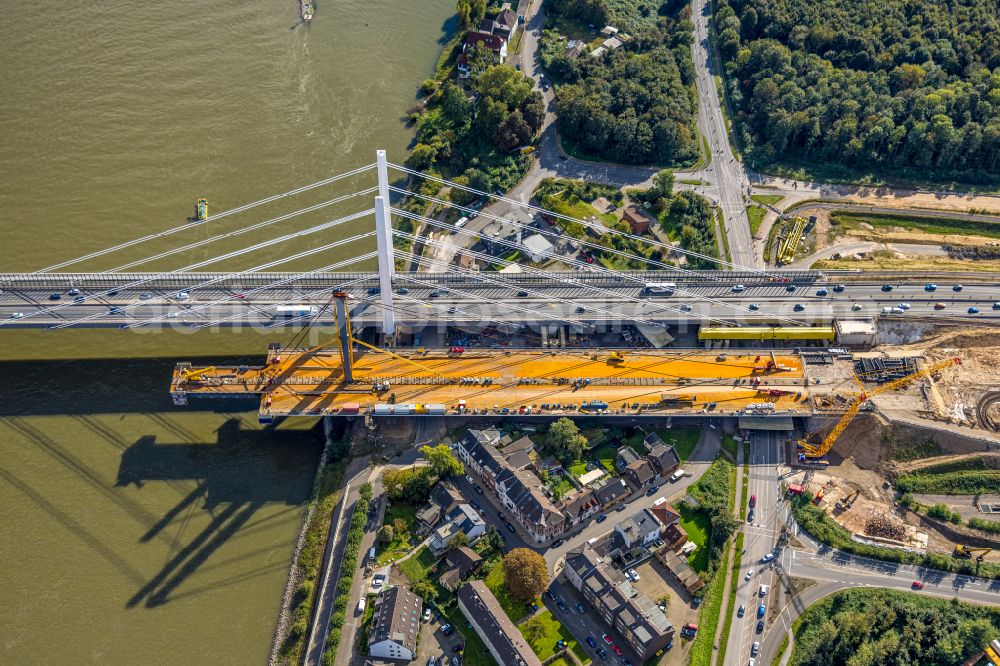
[791,588,1000,665]
[542,0,699,165]
[715,0,1000,182]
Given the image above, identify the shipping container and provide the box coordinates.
[373,404,393,415]
[341,403,361,414]
[426,404,446,415]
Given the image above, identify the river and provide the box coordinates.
[0,0,455,662]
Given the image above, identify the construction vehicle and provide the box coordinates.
[181,366,216,382]
[986,640,1000,666]
[798,357,961,459]
[954,545,992,561]
[812,489,825,505]
[835,489,860,511]
[608,351,626,362]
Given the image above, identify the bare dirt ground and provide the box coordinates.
[838,191,1000,216]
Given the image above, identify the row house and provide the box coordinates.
[495,466,565,543]
[561,488,601,528]
[564,544,675,661]
[456,428,506,493]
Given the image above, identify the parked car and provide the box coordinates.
[737,605,745,617]
[611,645,623,656]
[586,636,598,648]
[423,608,431,621]
[596,647,607,659]
[557,601,569,613]
[575,603,586,614]
[645,486,658,496]
[474,485,483,495]
[752,641,760,656]
[627,568,640,581]
[615,503,627,512]
[440,623,453,635]
[760,553,774,563]
[552,538,564,547]
[595,513,607,523]
[602,634,613,645]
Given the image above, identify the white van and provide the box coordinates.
[670,469,686,482]
[455,216,469,229]
[357,597,366,615]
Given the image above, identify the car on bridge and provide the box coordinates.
[793,304,805,311]
[785,284,796,291]
[852,303,863,311]
[748,303,759,311]
[833,284,845,292]
[48,293,61,300]
[732,285,745,292]
[925,284,937,291]
[881,285,893,292]
[969,307,980,314]
[935,302,947,309]
[954,284,964,291]
[816,289,828,296]
[10,312,24,319]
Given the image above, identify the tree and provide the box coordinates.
[392,517,408,535]
[378,524,395,544]
[420,444,464,479]
[413,580,437,601]
[522,616,547,643]
[547,417,588,462]
[502,548,550,602]
[450,531,469,549]
[649,169,675,203]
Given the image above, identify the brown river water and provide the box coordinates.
[0,0,454,661]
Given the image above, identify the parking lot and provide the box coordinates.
[414,612,464,666]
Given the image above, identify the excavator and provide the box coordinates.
[953,545,992,561]
[608,351,626,363]
[798,357,961,461]
[835,489,861,512]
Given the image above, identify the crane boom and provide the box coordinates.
[799,357,961,458]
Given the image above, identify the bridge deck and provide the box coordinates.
[171,348,811,419]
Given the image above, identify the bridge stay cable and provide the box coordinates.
[391,199,808,325]
[393,209,806,326]
[13,163,376,278]
[389,186,730,284]
[387,162,783,278]
[395,230,736,327]
[10,211,374,328]
[120,253,379,330]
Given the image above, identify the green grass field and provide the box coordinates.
[568,459,589,477]
[521,610,589,663]
[747,205,766,236]
[376,502,418,565]
[592,443,619,473]
[721,435,738,459]
[484,563,534,624]
[678,504,711,572]
[398,545,439,584]
[750,194,783,206]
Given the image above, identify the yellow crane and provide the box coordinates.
[181,366,216,382]
[798,357,961,459]
[954,545,992,561]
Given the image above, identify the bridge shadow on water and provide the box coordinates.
[116,418,323,609]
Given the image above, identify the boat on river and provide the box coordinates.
[195,198,208,221]
[300,0,313,21]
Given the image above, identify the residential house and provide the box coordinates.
[493,8,519,37]
[430,504,486,552]
[600,25,619,37]
[650,503,680,531]
[616,446,640,469]
[416,503,443,533]
[368,585,422,662]
[521,233,555,263]
[561,488,600,527]
[440,567,462,592]
[662,521,688,550]
[566,544,675,662]
[594,478,630,507]
[646,445,680,480]
[535,456,564,477]
[455,428,506,492]
[496,466,565,542]
[565,39,587,59]
[478,217,520,256]
[445,545,484,578]
[624,458,657,489]
[501,435,535,470]
[622,206,652,234]
[659,548,705,596]
[458,581,543,666]
[457,31,509,78]
[615,508,663,549]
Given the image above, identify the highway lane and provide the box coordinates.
[689,0,755,267]
[3,280,1000,328]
